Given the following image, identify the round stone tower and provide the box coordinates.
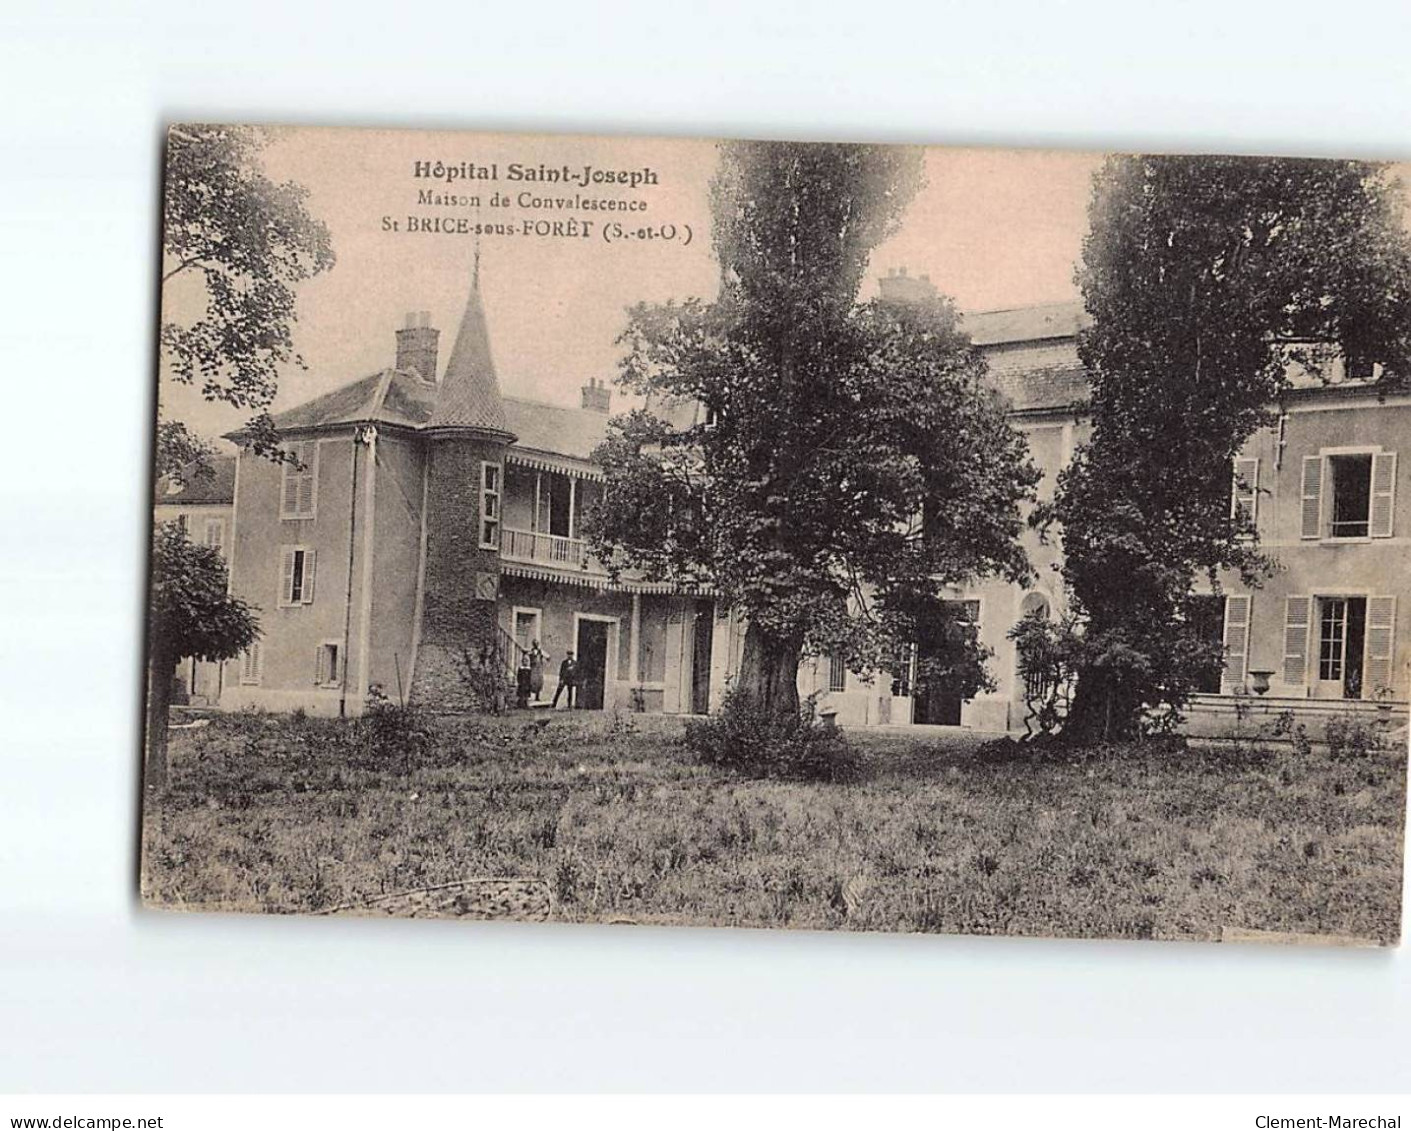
[412,264,518,711]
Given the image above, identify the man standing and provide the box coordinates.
[553,652,578,709]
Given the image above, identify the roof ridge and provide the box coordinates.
[503,393,595,410]
[962,298,1085,316]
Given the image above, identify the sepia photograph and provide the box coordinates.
[140,124,1409,945]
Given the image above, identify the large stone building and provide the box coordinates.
[219,274,729,717]
[928,292,1410,736]
[211,265,1409,733]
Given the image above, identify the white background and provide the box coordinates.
[2,0,1409,1094]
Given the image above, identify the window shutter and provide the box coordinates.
[282,457,300,516]
[1300,456,1322,539]
[298,445,316,516]
[302,548,316,604]
[1282,596,1312,688]
[279,548,296,607]
[1221,594,1252,692]
[1370,452,1396,538]
[1231,458,1259,524]
[315,645,327,685]
[1365,596,1397,695]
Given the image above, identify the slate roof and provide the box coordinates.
[960,300,1091,412]
[255,297,1095,455]
[427,283,512,436]
[267,373,386,431]
[155,454,236,506]
[504,397,610,461]
[960,300,1089,346]
[265,370,437,433]
[986,365,1090,412]
[262,372,607,456]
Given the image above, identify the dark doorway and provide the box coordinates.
[916,686,963,726]
[691,599,714,715]
[912,599,979,726]
[576,619,609,710]
[1345,597,1367,698]
[1188,594,1226,694]
[548,472,572,537]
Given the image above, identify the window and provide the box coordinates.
[945,599,982,628]
[890,643,916,698]
[239,642,262,685]
[279,546,316,607]
[1187,594,1226,694]
[1329,455,1373,538]
[1318,598,1349,682]
[1287,594,1396,696]
[1230,458,1259,526]
[828,653,847,693]
[316,642,341,687]
[1302,450,1397,540]
[1316,596,1368,698]
[512,607,542,653]
[480,461,502,549]
[1017,592,1054,699]
[203,518,224,555]
[1345,357,1380,382]
[280,441,317,519]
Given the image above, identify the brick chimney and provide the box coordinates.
[581,376,611,413]
[395,311,440,384]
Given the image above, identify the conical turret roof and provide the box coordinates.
[428,263,514,437]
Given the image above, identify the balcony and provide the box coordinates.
[502,527,595,571]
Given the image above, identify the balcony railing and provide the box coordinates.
[502,527,593,570]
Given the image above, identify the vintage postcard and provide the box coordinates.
[142,124,1408,944]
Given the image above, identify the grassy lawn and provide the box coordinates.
[141,710,1406,944]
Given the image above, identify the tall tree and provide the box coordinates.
[158,124,335,475]
[1052,155,1411,741]
[588,141,1037,717]
[147,125,329,777]
[146,523,259,787]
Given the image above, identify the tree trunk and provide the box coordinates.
[735,622,803,717]
[145,643,176,790]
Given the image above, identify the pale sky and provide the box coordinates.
[158,128,1103,446]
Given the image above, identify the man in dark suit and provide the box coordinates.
[553,652,578,709]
